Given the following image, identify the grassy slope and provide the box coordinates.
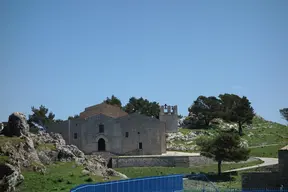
[244,117,288,157]
[243,116,288,146]
[177,116,288,157]
[115,160,263,178]
[17,162,121,192]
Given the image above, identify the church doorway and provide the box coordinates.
[98,138,106,151]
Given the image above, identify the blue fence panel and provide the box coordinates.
[70,174,184,192]
[242,190,288,192]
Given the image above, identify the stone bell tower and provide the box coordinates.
[159,104,178,133]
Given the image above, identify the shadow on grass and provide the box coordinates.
[187,171,238,183]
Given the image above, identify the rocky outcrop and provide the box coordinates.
[0,163,24,192]
[0,135,45,173]
[2,112,29,137]
[0,112,127,192]
[166,131,201,151]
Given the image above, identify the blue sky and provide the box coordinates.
[1,0,287,124]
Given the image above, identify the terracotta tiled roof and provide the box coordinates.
[79,103,128,119]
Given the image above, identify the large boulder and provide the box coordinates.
[2,113,29,137]
[0,163,24,192]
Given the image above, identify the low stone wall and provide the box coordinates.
[252,164,279,172]
[242,172,282,189]
[111,155,214,168]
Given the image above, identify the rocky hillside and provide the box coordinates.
[0,112,127,192]
[168,115,288,152]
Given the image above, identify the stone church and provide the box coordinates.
[47,103,178,155]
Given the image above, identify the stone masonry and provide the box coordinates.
[159,104,178,133]
[242,145,288,189]
[111,155,214,168]
[47,103,178,156]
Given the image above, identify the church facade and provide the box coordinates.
[47,103,178,155]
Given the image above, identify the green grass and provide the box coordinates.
[184,167,263,190]
[17,162,121,192]
[0,155,9,164]
[35,143,56,151]
[0,136,24,145]
[176,116,288,155]
[249,144,285,158]
[243,116,288,146]
[179,128,193,135]
[115,160,263,178]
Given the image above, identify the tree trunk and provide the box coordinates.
[205,119,209,126]
[217,160,222,175]
[238,122,243,136]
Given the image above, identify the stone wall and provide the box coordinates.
[242,172,282,189]
[159,105,178,133]
[241,146,288,189]
[111,155,214,168]
[278,147,288,179]
[47,112,166,156]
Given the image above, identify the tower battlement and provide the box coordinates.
[160,104,178,115]
[159,104,178,133]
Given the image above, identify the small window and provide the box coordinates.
[125,132,129,138]
[138,132,140,134]
[139,142,142,149]
[74,133,78,139]
[99,124,104,133]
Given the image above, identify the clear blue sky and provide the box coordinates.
[1,0,287,124]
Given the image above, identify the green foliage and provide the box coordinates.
[123,97,160,119]
[188,93,255,135]
[196,132,250,175]
[55,119,64,123]
[280,108,288,122]
[68,114,80,120]
[28,105,56,126]
[188,96,222,126]
[219,94,255,135]
[104,95,122,108]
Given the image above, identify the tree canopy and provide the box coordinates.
[219,94,255,135]
[188,96,222,126]
[196,131,250,175]
[104,95,122,108]
[189,93,255,135]
[123,97,160,119]
[279,108,288,122]
[28,105,56,126]
[68,114,80,120]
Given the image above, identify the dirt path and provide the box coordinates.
[248,144,280,149]
[223,157,278,173]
